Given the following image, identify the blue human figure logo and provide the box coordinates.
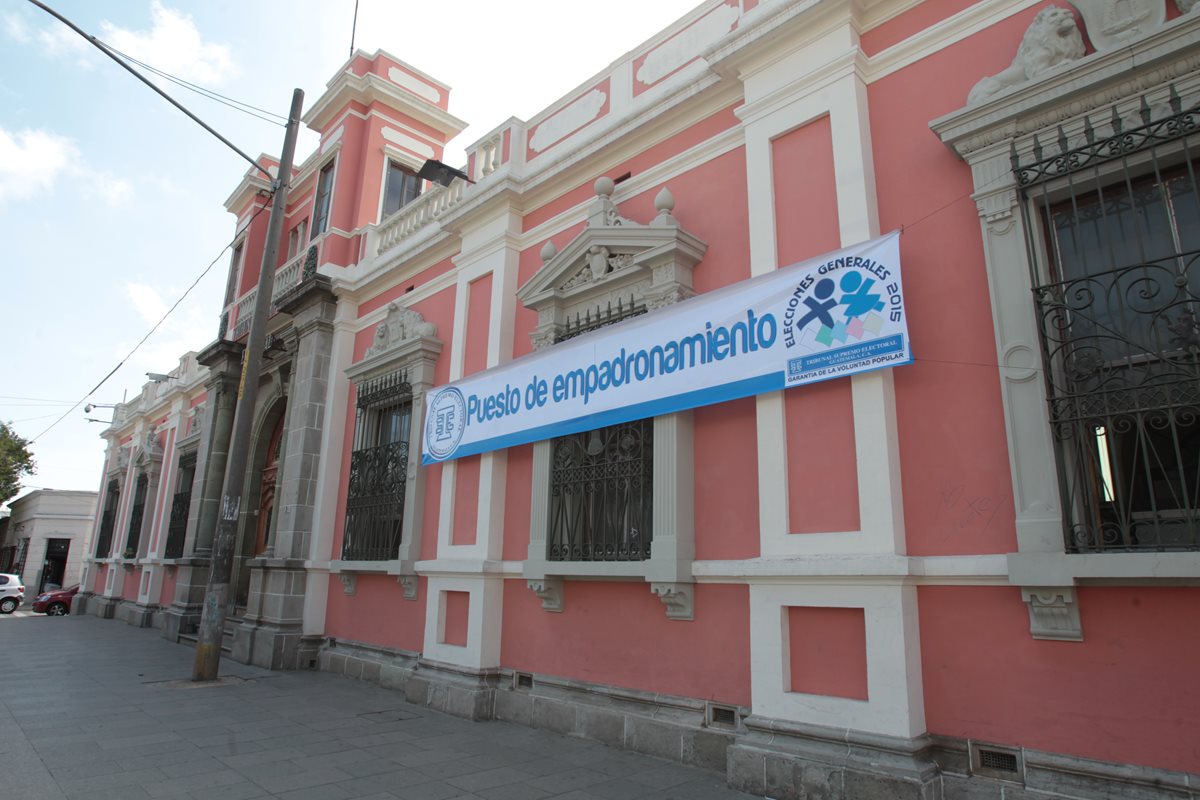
[795,278,838,332]
[839,272,885,319]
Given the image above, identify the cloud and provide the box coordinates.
[0,128,79,202]
[101,1,234,85]
[127,283,169,325]
[0,126,133,207]
[37,20,95,69]
[3,13,31,43]
[120,283,217,373]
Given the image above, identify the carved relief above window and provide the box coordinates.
[517,177,707,619]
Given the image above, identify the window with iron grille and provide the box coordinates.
[1016,94,1200,553]
[95,479,120,558]
[548,300,653,562]
[124,473,149,558]
[343,371,412,561]
[165,453,196,559]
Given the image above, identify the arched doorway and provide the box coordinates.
[254,417,284,557]
[234,402,286,610]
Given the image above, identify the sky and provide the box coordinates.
[0,0,702,507]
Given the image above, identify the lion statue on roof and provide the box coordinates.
[968,6,1085,105]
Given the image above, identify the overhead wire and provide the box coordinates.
[29,199,275,445]
[100,42,288,127]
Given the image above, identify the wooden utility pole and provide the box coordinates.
[193,88,305,681]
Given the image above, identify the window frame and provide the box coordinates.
[310,160,336,240]
[381,159,423,219]
[342,372,414,563]
[929,15,1200,591]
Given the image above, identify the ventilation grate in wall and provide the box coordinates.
[980,750,1018,773]
[706,703,739,729]
[513,672,534,690]
[969,742,1024,782]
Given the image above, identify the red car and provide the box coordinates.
[32,585,79,616]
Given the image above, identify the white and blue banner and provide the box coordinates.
[422,231,909,464]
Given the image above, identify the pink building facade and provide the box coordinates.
[79,2,1200,797]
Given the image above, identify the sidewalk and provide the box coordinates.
[0,614,757,800]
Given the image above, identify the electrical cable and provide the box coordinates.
[29,199,274,445]
[100,42,287,127]
[26,0,273,179]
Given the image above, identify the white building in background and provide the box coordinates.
[1,490,97,593]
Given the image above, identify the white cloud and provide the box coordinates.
[37,21,94,69]
[0,126,133,206]
[118,284,216,375]
[101,1,234,85]
[0,128,79,202]
[3,13,31,43]
[127,283,169,325]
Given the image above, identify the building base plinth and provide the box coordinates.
[116,601,160,629]
[88,595,118,619]
[726,716,939,800]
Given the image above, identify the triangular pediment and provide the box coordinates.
[516,179,707,321]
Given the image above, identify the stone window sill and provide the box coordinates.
[1008,551,1200,586]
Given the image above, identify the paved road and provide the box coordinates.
[0,614,756,800]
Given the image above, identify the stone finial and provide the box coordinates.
[365,303,437,358]
[967,6,1085,105]
[594,176,615,197]
[654,186,675,214]
[541,239,558,264]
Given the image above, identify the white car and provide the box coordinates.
[0,573,25,614]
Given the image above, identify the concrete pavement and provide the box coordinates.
[0,613,757,800]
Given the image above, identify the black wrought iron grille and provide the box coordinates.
[95,481,119,557]
[93,482,119,556]
[342,373,412,561]
[548,299,654,562]
[556,295,646,342]
[165,491,190,558]
[165,455,196,559]
[1017,88,1200,552]
[124,474,149,558]
[548,419,653,561]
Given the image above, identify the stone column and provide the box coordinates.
[236,276,335,669]
[161,338,243,642]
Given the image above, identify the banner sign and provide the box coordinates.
[422,231,908,463]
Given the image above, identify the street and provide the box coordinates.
[0,613,755,800]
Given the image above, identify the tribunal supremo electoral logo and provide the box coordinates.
[780,252,907,386]
[421,232,909,463]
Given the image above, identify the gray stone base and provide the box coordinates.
[932,736,1198,800]
[160,603,201,642]
[117,601,161,629]
[727,716,939,800]
[232,619,307,670]
[160,558,210,642]
[314,638,1200,800]
[88,595,118,619]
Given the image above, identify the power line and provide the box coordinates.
[26,0,272,179]
[29,200,274,445]
[100,42,287,127]
[0,398,81,407]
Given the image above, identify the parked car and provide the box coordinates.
[0,574,25,614]
[32,585,79,616]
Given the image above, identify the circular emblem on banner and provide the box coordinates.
[425,387,467,459]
